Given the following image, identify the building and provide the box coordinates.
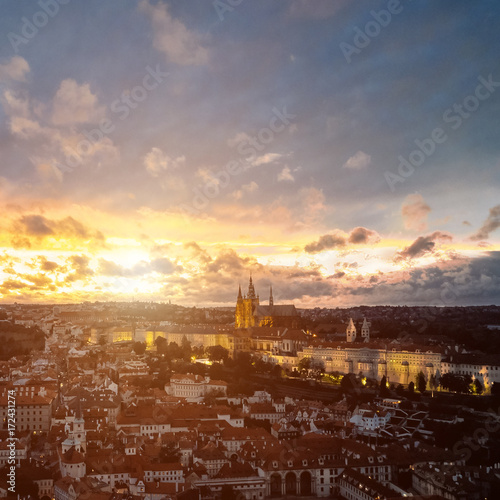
[441,353,500,391]
[165,374,228,399]
[235,277,301,329]
[0,385,56,432]
[292,341,442,386]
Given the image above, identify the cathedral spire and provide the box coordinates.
[248,274,256,299]
[238,284,242,300]
[269,285,273,307]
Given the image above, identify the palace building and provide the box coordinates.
[235,277,301,329]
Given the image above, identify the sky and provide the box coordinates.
[0,0,499,307]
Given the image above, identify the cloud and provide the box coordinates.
[342,151,371,170]
[144,147,186,177]
[251,153,282,167]
[51,79,104,125]
[402,193,431,231]
[231,181,258,200]
[0,56,30,82]
[470,204,500,241]
[396,231,452,261]
[278,166,294,182]
[98,257,179,277]
[305,227,380,253]
[348,227,380,244]
[65,255,94,283]
[13,215,105,244]
[305,231,347,253]
[139,0,209,66]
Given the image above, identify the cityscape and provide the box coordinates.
[0,1,500,500]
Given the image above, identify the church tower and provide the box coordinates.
[361,317,370,342]
[269,286,273,307]
[235,277,260,328]
[346,318,356,343]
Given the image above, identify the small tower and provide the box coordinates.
[269,286,274,307]
[361,317,370,342]
[235,284,244,328]
[248,275,257,299]
[346,318,356,343]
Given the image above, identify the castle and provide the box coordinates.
[235,277,301,329]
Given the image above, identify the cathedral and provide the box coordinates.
[235,277,301,329]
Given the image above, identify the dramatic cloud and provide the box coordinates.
[342,151,371,170]
[0,56,30,82]
[139,0,209,66]
[402,193,431,231]
[470,204,500,241]
[396,231,452,261]
[12,215,105,245]
[348,227,380,245]
[65,255,94,283]
[305,227,380,253]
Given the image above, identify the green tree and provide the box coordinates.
[408,381,415,394]
[416,371,426,393]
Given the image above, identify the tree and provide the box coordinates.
[207,345,229,363]
[181,335,192,361]
[341,373,358,394]
[471,378,483,395]
[298,357,312,374]
[155,335,167,353]
[429,374,438,391]
[416,371,427,393]
[271,364,283,379]
[379,375,389,397]
[408,381,415,394]
[440,373,472,394]
[132,341,146,355]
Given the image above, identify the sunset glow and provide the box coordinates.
[0,1,499,306]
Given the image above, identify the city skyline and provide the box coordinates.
[0,1,499,306]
